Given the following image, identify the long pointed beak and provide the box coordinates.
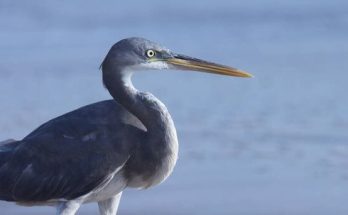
[165,54,252,78]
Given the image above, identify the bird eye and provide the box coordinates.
[146,50,156,58]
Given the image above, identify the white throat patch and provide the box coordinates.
[138,61,169,70]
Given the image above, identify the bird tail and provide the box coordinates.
[0,139,21,201]
[0,139,19,166]
[0,139,16,145]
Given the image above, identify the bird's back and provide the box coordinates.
[0,100,146,203]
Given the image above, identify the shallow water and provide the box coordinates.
[0,0,348,214]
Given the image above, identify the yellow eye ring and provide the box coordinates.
[146,50,156,58]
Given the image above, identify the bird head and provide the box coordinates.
[101,37,252,78]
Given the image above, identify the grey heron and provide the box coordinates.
[0,37,252,215]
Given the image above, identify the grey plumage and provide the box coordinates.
[0,37,251,215]
[0,100,143,202]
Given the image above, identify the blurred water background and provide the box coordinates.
[0,0,348,214]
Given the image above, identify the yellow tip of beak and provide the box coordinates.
[236,70,253,78]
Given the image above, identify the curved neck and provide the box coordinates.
[102,66,176,137]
